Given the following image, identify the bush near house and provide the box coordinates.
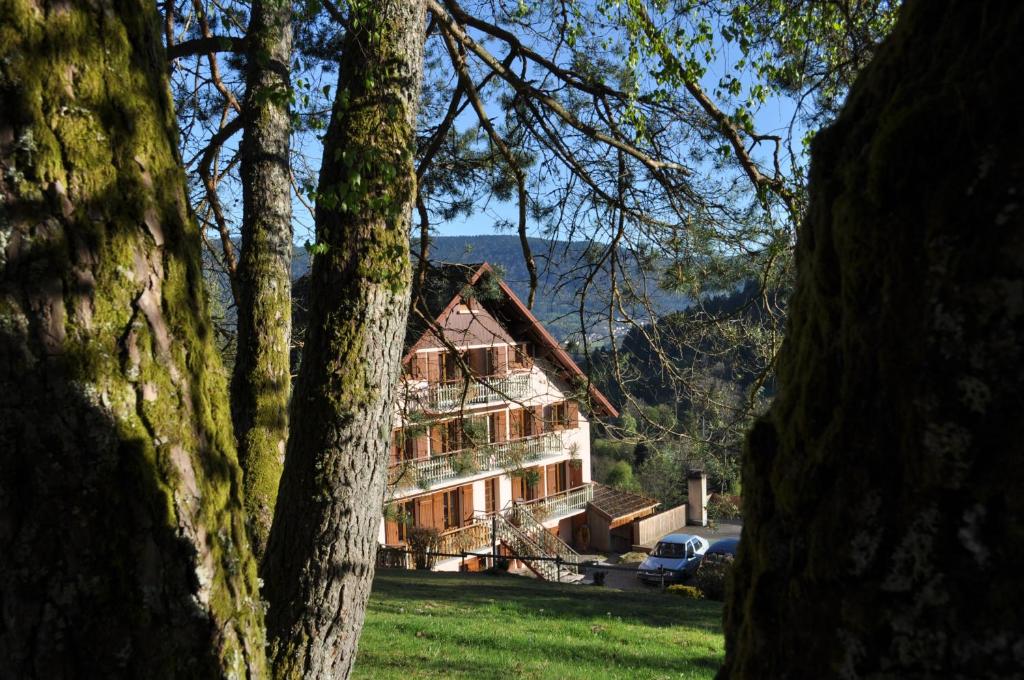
[693,554,734,602]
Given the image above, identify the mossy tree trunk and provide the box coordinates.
[232,0,293,559]
[721,1,1024,677]
[0,0,266,675]
[260,2,425,678]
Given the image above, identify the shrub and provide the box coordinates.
[666,584,703,599]
[408,527,440,570]
[693,554,734,601]
[707,493,742,520]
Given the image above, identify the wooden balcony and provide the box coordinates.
[407,372,531,412]
[519,483,594,523]
[388,431,564,490]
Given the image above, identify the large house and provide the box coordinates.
[378,262,623,576]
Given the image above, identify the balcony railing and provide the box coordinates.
[519,483,594,522]
[389,431,564,490]
[409,372,532,412]
[437,521,491,555]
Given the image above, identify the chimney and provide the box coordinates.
[686,469,708,526]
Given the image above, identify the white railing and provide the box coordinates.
[508,504,581,567]
[413,372,532,412]
[389,431,564,490]
[521,483,594,522]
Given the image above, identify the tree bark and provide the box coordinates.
[233,0,293,559]
[721,2,1024,678]
[0,0,266,676]
[261,2,426,678]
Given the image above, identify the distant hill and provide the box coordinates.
[212,234,691,342]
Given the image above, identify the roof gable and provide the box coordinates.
[405,262,619,417]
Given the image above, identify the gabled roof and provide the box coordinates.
[404,262,619,417]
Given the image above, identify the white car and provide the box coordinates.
[636,534,710,583]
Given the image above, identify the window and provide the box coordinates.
[442,489,461,529]
[484,478,498,514]
[396,500,416,543]
[555,462,567,492]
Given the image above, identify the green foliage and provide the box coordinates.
[666,584,704,600]
[694,555,734,602]
[604,460,639,492]
[407,527,441,570]
[707,494,743,521]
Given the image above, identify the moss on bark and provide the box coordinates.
[720,2,1024,677]
[260,2,426,678]
[232,0,293,560]
[0,0,266,675]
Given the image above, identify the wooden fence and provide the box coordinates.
[632,504,687,547]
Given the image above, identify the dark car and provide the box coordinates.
[704,537,739,561]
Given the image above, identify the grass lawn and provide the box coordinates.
[352,569,724,679]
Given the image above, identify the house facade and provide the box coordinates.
[379,263,618,574]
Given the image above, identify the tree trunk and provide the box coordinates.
[233,0,293,559]
[261,2,425,678]
[0,0,266,676]
[721,2,1024,678]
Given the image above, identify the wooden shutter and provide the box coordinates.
[570,460,583,487]
[490,411,507,443]
[426,352,441,383]
[566,401,579,428]
[509,409,523,439]
[390,430,402,465]
[530,406,544,435]
[461,484,475,524]
[546,464,557,496]
[385,517,399,544]
[416,496,435,530]
[511,475,524,502]
[414,435,428,460]
[430,425,443,456]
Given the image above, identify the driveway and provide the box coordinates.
[640,519,743,551]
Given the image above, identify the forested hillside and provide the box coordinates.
[221,234,692,341]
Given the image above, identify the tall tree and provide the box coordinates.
[0,0,266,674]
[232,0,293,558]
[260,2,426,677]
[721,1,1024,676]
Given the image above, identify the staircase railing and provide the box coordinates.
[491,512,561,581]
[507,504,581,570]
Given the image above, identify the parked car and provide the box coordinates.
[636,534,710,584]
[703,537,739,563]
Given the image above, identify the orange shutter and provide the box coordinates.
[461,484,475,524]
[511,475,524,502]
[566,401,579,428]
[509,409,523,439]
[430,425,443,456]
[385,517,399,544]
[571,460,583,487]
[546,464,557,496]
[415,435,428,459]
[433,492,446,529]
[416,496,434,530]
[390,430,402,465]
[426,353,441,383]
[530,406,544,435]
[491,411,507,443]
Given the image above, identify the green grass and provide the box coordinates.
[353,570,724,679]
